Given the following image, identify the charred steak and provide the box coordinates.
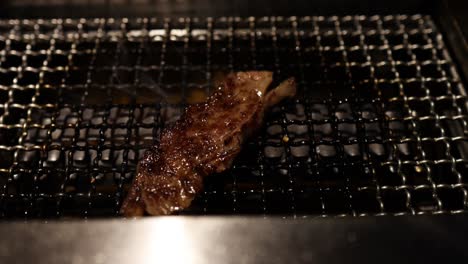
[121,71,296,216]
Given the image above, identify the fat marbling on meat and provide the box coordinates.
[121,71,296,216]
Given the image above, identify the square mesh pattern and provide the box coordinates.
[0,15,467,219]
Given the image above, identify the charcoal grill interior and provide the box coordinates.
[0,14,467,219]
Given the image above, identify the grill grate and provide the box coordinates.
[0,15,467,219]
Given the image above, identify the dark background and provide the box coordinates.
[0,0,444,18]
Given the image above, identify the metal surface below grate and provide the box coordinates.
[0,15,467,219]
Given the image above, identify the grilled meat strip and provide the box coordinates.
[121,71,296,216]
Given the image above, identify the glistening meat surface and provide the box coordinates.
[121,71,296,216]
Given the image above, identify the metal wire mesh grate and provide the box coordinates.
[0,15,467,219]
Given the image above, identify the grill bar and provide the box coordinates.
[0,15,466,219]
